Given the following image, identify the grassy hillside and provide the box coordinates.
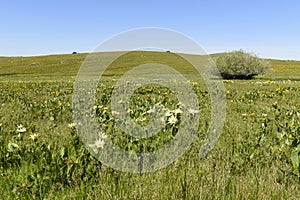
[0,53,86,80]
[0,52,299,199]
[264,59,300,80]
[0,51,300,80]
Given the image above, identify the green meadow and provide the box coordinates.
[0,51,299,199]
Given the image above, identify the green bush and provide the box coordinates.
[216,50,270,79]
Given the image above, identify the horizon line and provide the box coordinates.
[0,50,299,62]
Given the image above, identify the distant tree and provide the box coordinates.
[216,50,270,79]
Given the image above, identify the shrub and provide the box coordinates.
[216,50,270,79]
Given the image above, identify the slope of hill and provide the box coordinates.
[0,52,299,80]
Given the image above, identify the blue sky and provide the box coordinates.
[1,0,299,60]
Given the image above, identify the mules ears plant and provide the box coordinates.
[216,50,270,79]
[273,104,300,178]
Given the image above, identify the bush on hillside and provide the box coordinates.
[216,50,270,79]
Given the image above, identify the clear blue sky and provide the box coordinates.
[1,0,299,60]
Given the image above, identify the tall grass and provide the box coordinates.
[0,52,299,199]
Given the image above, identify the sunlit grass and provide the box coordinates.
[0,52,299,199]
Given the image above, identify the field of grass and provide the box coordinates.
[0,52,299,199]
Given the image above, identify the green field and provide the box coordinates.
[0,52,299,199]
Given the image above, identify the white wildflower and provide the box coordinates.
[68,123,77,128]
[160,116,165,123]
[17,124,26,133]
[146,108,155,114]
[29,133,39,141]
[94,139,105,149]
[98,132,108,139]
[165,110,172,117]
[112,111,120,115]
[173,108,182,115]
[7,142,19,152]
[136,117,147,122]
[89,139,105,150]
[188,108,199,114]
[168,115,178,125]
[178,102,185,107]
[261,113,268,117]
